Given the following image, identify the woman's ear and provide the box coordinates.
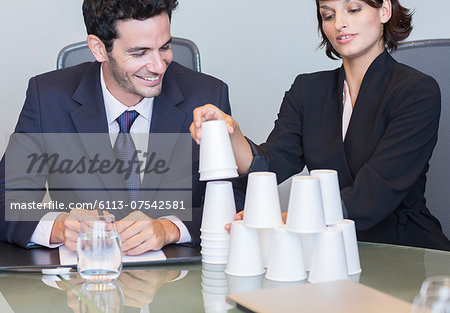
[380,0,392,24]
[86,34,108,62]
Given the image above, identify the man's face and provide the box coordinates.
[102,13,173,106]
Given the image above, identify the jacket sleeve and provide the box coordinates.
[0,77,46,247]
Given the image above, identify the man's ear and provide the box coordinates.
[86,34,108,62]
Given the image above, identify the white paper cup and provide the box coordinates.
[310,169,344,225]
[201,246,229,256]
[332,219,361,275]
[301,233,320,271]
[199,120,238,181]
[226,274,264,294]
[243,172,283,228]
[202,292,228,306]
[265,225,307,282]
[202,269,227,280]
[200,232,230,241]
[202,254,228,265]
[225,221,265,276]
[201,181,236,233]
[201,276,228,287]
[308,227,349,283]
[262,277,307,289]
[286,176,326,233]
[202,263,226,272]
[201,238,230,248]
[201,283,228,295]
[258,228,273,268]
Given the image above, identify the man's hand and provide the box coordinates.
[116,211,180,255]
[117,269,181,308]
[49,208,101,250]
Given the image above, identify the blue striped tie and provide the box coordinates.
[114,110,140,202]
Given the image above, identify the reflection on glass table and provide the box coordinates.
[0,243,449,313]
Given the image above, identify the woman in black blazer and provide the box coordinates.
[191,0,450,250]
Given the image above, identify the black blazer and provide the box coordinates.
[251,50,450,250]
[0,61,233,247]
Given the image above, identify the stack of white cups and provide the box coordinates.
[198,120,361,283]
[199,120,238,265]
[226,172,283,277]
[295,170,361,282]
[200,181,236,264]
[201,263,233,313]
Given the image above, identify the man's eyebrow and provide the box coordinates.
[126,38,173,53]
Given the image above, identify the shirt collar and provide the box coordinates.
[100,64,153,125]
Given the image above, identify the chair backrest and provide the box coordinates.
[56,36,201,72]
[392,39,450,237]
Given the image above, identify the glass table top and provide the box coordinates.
[0,242,449,313]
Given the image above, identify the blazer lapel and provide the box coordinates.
[143,64,189,195]
[343,50,391,176]
[69,62,128,202]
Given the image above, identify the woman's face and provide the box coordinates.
[318,0,391,62]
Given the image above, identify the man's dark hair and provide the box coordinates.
[83,0,178,52]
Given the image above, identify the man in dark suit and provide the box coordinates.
[0,0,232,254]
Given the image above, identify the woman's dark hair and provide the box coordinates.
[83,0,178,52]
[316,0,413,60]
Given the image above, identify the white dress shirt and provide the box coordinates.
[342,80,353,140]
[30,65,191,247]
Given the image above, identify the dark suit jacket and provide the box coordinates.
[0,61,233,247]
[251,50,450,250]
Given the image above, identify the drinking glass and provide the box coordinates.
[77,214,123,283]
[411,276,450,313]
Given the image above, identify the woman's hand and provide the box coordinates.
[189,104,237,145]
[190,104,254,174]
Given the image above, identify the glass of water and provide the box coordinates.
[411,276,450,313]
[77,214,123,283]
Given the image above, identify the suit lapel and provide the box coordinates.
[343,50,391,176]
[69,62,128,201]
[143,64,189,195]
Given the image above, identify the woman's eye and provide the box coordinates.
[322,14,334,21]
[348,8,361,14]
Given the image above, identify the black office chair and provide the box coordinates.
[392,39,450,238]
[56,36,201,72]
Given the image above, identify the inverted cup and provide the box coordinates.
[202,254,228,265]
[201,246,229,256]
[310,169,344,225]
[202,269,227,280]
[258,228,273,268]
[225,221,265,276]
[301,233,319,271]
[243,172,283,228]
[265,225,307,282]
[201,181,236,233]
[308,227,349,283]
[333,219,361,275]
[200,232,230,241]
[201,238,230,248]
[286,176,326,233]
[227,274,264,294]
[202,263,226,272]
[199,120,238,181]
